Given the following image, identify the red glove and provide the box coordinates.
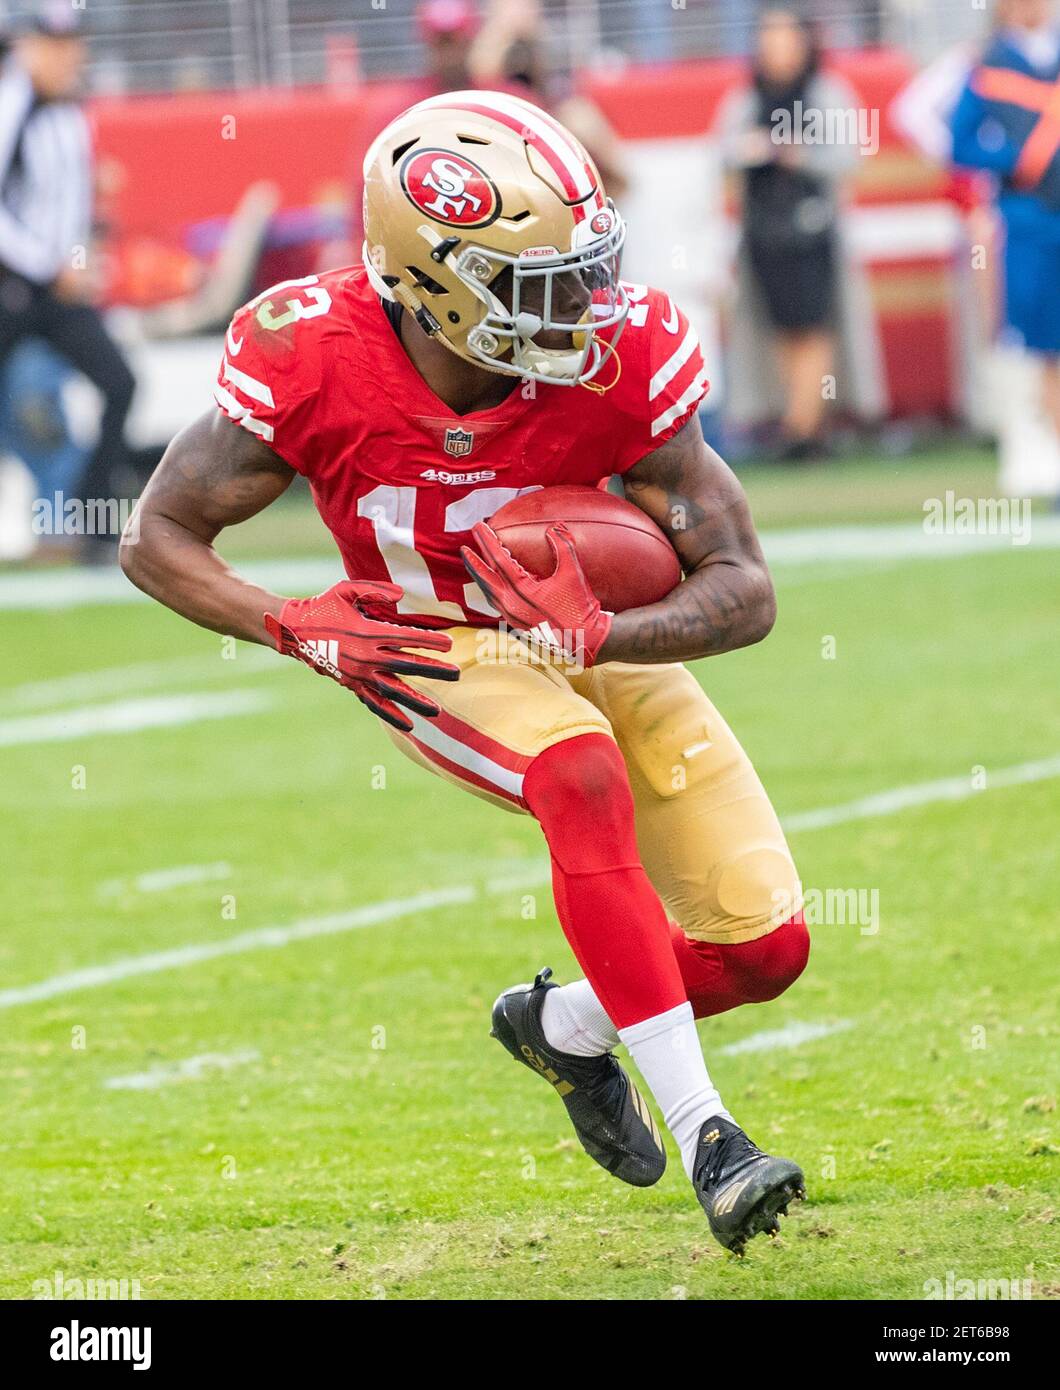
[264,579,458,732]
[461,522,612,668]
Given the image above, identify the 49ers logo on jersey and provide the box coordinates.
[400,149,500,228]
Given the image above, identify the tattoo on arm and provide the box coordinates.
[598,414,776,664]
[141,408,295,542]
[121,410,296,643]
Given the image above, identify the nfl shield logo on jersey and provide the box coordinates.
[443,427,474,458]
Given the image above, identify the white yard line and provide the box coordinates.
[0,558,343,611]
[105,1049,261,1091]
[782,755,1060,833]
[721,1019,854,1056]
[2,649,282,711]
[761,514,1060,566]
[2,753,1057,1012]
[0,887,476,1010]
[1,517,1057,612]
[0,690,274,747]
[484,866,552,894]
[98,862,232,899]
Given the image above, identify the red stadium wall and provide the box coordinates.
[90,50,961,419]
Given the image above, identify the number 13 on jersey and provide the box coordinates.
[357,483,539,620]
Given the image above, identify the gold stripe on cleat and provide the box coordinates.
[521,1044,576,1097]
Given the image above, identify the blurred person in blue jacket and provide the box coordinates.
[950,0,1060,474]
[0,339,85,508]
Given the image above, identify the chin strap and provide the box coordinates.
[513,328,623,392]
[517,347,584,380]
[579,336,622,396]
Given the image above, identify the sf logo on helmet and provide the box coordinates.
[400,148,500,228]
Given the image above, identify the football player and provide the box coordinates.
[122,91,809,1254]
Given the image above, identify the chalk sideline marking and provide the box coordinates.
[98,862,233,899]
[2,516,1058,611]
[2,754,1057,1011]
[0,887,476,1011]
[721,1019,854,1056]
[0,690,274,747]
[105,1049,261,1091]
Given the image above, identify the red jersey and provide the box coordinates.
[214,265,708,627]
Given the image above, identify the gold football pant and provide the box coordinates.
[386,626,801,945]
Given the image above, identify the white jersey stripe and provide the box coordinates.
[213,383,275,443]
[222,357,275,408]
[404,711,525,800]
[650,371,709,438]
[649,324,699,401]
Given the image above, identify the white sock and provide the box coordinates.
[540,979,620,1057]
[619,1002,734,1178]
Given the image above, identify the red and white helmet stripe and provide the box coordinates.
[413,89,604,222]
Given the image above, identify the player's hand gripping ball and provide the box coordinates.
[461,485,681,667]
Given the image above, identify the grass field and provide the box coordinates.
[1,451,1057,1300]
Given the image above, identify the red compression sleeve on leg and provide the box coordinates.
[522,734,687,1031]
[669,913,810,1019]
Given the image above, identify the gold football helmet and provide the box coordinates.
[362,89,628,386]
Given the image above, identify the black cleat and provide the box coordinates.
[490,968,666,1187]
[692,1116,805,1256]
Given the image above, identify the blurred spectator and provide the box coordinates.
[950,0,1060,497]
[891,31,997,434]
[416,0,480,97]
[716,8,885,459]
[0,2,135,555]
[0,338,88,561]
[0,339,86,500]
[344,1,482,261]
[892,43,981,167]
[470,0,630,198]
[351,0,628,259]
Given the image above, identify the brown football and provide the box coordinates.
[487,485,681,613]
